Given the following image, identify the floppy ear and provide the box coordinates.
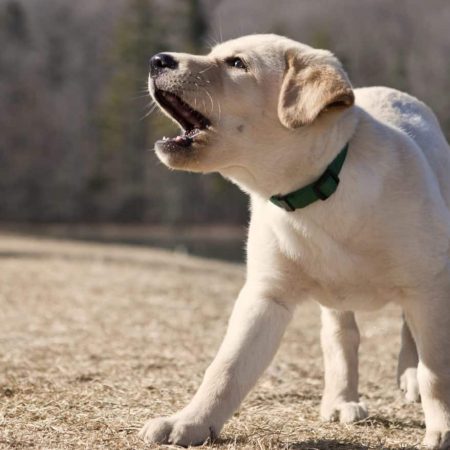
[278,49,354,128]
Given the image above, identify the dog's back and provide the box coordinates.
[355,86,450,209]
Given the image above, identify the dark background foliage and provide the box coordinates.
[1,0,449,225]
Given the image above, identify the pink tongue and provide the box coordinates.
[174,135,192,147]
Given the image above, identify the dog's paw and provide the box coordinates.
[399,367,420,403]
[139,415,217,446]
[422,429,450,449]
[321,401,368,423]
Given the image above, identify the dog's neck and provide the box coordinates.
[220,108,361,202]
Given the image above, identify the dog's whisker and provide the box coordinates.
[217,98,222,122]
[202,98,207,115]
[198,65,215,75]
[218,17,223,44]
[205,36,219,50]
[204,88,215,115]
[139,102,158,121]
[131,94,152,100]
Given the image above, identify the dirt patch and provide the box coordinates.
[0,233,423,449]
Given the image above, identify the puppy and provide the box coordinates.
[141,34,450,449]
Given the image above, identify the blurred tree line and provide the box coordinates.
[1,0,449,224]
[0,0,247,223]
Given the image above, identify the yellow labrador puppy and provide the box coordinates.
[141,34,450,449]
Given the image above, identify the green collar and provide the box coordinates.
[270,143,349,211]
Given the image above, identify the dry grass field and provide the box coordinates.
[0,232,424,449]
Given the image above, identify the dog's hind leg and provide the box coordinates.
[405,273,450,450]
[397,313,420,402]
[320,307,368,423]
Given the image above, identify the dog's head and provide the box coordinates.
[148,34,354,193]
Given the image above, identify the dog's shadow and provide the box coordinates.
[216,415,423,449]
[287,440,372,450]
[286,440,417,450]
[217,437,418,450]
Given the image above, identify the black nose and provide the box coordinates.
[150,53,178,76]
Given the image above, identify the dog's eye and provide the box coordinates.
[225,57,247,70]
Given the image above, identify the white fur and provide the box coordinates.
[142,34,450,449]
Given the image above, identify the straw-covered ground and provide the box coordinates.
[0,232,424,449]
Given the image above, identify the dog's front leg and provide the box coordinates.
[406,281,450,450]
[319,307,368,423]
[140,283,293,446]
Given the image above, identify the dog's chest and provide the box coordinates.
[271,212,396,309]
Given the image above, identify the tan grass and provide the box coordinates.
[0,232,423,449]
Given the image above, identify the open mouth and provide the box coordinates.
[154,90,211,148]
